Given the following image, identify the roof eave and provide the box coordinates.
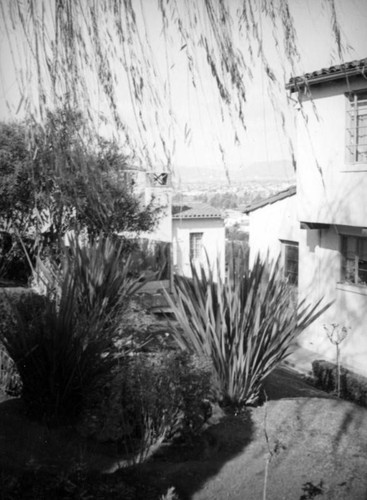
[286,67,366,93]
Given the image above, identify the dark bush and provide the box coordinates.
[0,232,34,286]
[0,289,45,397]
[79,351,214,449]
[312,359,367,407]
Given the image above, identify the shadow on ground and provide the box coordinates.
[0,393,255,499]
[126,411,255,500]
[0,366,346,500]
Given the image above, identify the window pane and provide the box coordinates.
[358,261,367,285]
[344,258,356,283]
[190,233,203,261]
[283,242,298,285]
[342,236,367,285]
[347,96,367,163]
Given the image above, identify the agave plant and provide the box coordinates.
[167,255,330,406]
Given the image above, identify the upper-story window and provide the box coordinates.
[341,235,367,286]
[346,93,367,164]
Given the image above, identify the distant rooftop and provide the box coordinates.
[172,202,223,219]
[286,58,367,92]
[244,185,296,214]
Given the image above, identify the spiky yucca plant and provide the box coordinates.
[167,255,329,406]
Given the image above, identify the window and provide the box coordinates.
[281,241,298,285]
[341,235,367,286]
[346,93,367,163]
[190,232,203,261]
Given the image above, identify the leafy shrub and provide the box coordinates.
[0,342,21,396]
[312,359,367,407]
[0,289,41,396]
[79,351,213,455]
[0,231,34,286]
[0,236,146,424]
[167,256,329,406]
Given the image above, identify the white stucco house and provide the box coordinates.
[172,203,225,281]
[129,175,225,308]
[246,58,367,376]
[288,58,367,376]
[244,186,299,283]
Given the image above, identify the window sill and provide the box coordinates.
[341,162,367,173]
[336,282,367,296]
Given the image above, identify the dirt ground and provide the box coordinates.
[1,366,367,500]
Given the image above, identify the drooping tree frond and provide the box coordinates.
[1,0,348,169]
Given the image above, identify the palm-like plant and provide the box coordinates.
[167,255,329,406]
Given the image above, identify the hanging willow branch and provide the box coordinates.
[1,0,347,169]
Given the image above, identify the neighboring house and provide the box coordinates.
[131,177,225,309]
[244,186,299,283]
[172,203,225,281]
[248,58,367,376]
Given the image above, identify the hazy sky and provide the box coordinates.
[170,0,367,172]
[0,0,366,177]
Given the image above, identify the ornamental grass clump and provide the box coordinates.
[0,236,146,424]
[167,255,330,406]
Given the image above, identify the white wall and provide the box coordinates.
[294,77,367,375]
[298,226,367,376]
[144,187,172,243]
[248,194,300,267]
[172,217,225,280]
[296,81,367,226]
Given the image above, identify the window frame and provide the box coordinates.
[280,240,299,286]
[189,232,204,262]
[345,92,367,167]
[340,234,367,287]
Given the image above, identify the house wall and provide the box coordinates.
[172,218,225,280]
[248,194,300,267]
[144,187,172,243]
[298,225,367,376]
[295,76,367,376]
[296,80,367,226]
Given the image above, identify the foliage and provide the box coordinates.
[0,467,156,500]
[312,359,367,408]
[0,231,34,285]
[0,113,159,270]
[129,239,171,281]
[79,351,213,457]
[225,240,249,282]
[0,236,146,424]
[225,224,249,243]
[167,255,329,406]
[0,342,21,397]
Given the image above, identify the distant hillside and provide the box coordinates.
[237,160,295,180]
[175,160,295,186]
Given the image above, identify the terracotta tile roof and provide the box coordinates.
[286,58,367,92]
[244,185,296,214]
[172,203,223,219]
